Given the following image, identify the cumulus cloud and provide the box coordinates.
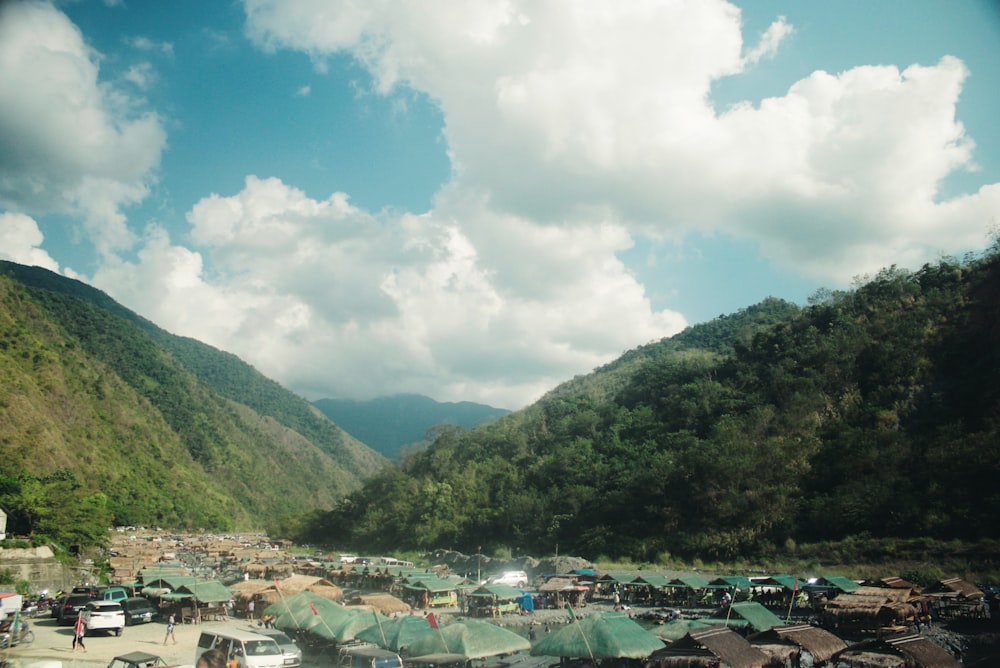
[242,0,998,287]
[0,0,167,257]
[93,176,685,408]
[0,212,60,271]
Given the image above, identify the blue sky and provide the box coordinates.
[2,1,999,409]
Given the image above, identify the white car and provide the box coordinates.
[82,600,125,636]
[487,570,529,588]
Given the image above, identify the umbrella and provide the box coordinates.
[530,611,664,659]
[355,614,435,652]
[407,619,531,659]
[650,618,716,643]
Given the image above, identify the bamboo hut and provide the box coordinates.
[832,633,961,667]
[348,593,412,616]
[822,586,917,632]
[645,625,771,668]
[749,623,847,666]
[921,578,988,620]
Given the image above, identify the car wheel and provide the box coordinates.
[115,627,123,636]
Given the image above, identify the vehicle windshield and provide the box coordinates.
[245,641,281,656]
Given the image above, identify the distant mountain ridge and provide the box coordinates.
[313,393,509,459]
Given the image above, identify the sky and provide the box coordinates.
[1,1,999,411]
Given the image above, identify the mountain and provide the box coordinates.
[0,261,386,542]
[313,394,509,459]
[300,250,1000,562]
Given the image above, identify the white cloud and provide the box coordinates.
[94,176,685,408]
[124,35,175,58]
[123,62,157,89]
[0,0,167,257]
[242,0,999,287]
[745,16,792,65]
[0,212,60,271]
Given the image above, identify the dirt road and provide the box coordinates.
[1,614,241,668]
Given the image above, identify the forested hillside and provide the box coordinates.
[0,262,386,547]
[299,249,1000,562]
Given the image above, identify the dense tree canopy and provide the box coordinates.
[300,249,1000,562]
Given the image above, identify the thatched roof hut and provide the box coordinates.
[348,593,411,615]
[868,576,920,593]
[749,623,847,665]
[833,632,961,667]
[923,578,984,600]
[231,575,342,605]
[646,625,770,668]
[823,586,918,631]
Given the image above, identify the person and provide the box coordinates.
[247,599,255,620]
[197,649,228,668]
[72,611,86,652]
[164,612,177,645]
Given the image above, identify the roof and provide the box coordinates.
[763,575,803,591]
[811,575,860,593]
[632,575,672,588]
[704,602,785,632]
[469,584,525,600]
[655,625,769,668]
[666,575,710,590]
[924,578,984,600]
[538,576,583,592]
[176,580,234,603]
[748,624,846,664]
[834,633,961,668]
[708,576,753,591]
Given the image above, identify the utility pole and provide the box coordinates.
[477,546,481,583]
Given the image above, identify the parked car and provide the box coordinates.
[256,628,302,668]
[97,586,129,603]
[82,600,125,636]
[57,594,94,625]
[107,651,168,668]
[121,597,157,626]
[487,571,529,588]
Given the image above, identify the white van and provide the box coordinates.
[196,629,284,668]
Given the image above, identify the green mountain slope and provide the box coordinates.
[313,393,509,459]
[0,262,386,540]
[302,251,1000,562]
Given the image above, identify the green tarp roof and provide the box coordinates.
[468,584,525,600]
[813,575,860,593]
[765,575,804,591]
[667,575,710,589]
[142,574,198,590]
[402,576,466,593]
[708,576,754,591]
[705,602,785,632]
[176,580,234,603]
[632,575,672,588]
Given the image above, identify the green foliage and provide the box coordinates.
[306,250,1000,564]
[0,262,388,545]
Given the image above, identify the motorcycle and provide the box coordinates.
[0,618,34,649]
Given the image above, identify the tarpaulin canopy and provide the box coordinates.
[355,614,434,652]
[530,611,664,659]
[407,619,530,659]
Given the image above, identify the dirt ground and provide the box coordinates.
[1,613,231,668]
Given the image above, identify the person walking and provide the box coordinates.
[72,612,86,652]
[164,612,177,645]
